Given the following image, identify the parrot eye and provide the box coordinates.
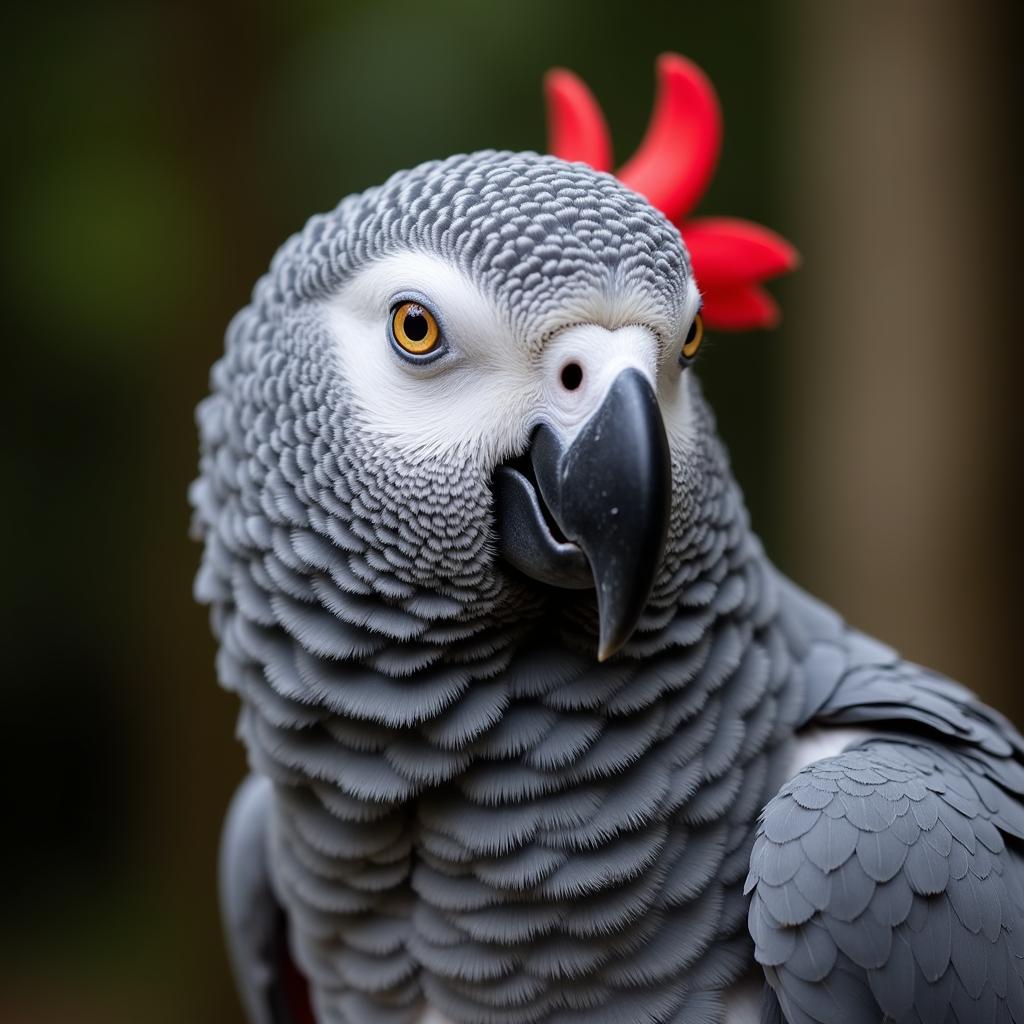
[679,312,704,365]
[390,300,442,359]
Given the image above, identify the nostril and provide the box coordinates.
[560,362,584,391]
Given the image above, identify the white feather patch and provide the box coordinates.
[324,251,704,466]
[784,726,878,778]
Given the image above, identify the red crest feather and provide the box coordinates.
[545,54,798,331]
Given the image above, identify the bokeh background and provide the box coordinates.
[3,1,1021,1021]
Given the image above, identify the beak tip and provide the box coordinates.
[596,630,625,663]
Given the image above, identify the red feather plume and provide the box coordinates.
[545,54,798,331]
[545,68,613,173]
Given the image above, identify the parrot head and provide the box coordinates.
[194,56,794,672]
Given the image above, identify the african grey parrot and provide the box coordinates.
[191,54,1024,1024]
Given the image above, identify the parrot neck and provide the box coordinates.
[201,378,818,1022]
[251,456,804,1024]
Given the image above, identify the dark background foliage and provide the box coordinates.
[2,2,1020,1020]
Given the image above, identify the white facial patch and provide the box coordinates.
[326,251,539,468]
[324,250,704,467]
[534,321,660,444]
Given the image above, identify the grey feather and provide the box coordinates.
[749,727,1024,1022]
[219,774,295,1024]
[195,147,1024,1024]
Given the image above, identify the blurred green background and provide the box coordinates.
[2,1,1021,1021]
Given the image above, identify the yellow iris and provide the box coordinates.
[391,302,441,356]
[681,313,704,361]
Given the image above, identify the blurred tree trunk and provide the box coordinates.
[781,0,1019,717]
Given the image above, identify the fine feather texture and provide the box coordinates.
[197,150,1024,1024]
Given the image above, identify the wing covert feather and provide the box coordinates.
[747,740,1024,1023]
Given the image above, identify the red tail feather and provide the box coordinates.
[283,944,316,1024]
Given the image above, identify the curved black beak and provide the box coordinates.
[494,368,672,660]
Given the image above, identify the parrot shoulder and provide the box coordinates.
[745,643,1024,1023]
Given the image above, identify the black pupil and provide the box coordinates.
[403,307,429,342]
[561,362,583,390]
[685,319,698,344]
